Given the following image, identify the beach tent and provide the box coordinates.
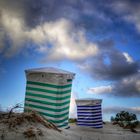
[76,99,103,128]
[24,67,75,128]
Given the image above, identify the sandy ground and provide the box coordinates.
[1,111,140,140]
[0,120,140,140]
[64,123,140,140]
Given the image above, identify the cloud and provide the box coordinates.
[0,10,27,56]
[103,106,140,115]
[0,0,139,81]
[88,85,113,94]
[79,40,139,80]
[0,0,139,59]
[0,0,99,59]
[123,52,134,63]
[88,72,140,97]
[84,40,140,97]
[38,19,98,61]
[110,0,140,33]
[112,73,140,97]
[0,8,98,59]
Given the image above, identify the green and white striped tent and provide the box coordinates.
[24,67,75,128]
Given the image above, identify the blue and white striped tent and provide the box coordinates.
[24,67,75,128]
[76,99,103,128]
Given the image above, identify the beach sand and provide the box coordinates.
[1,122,140,140]
[65,123,140,140]
[0,112,140,140]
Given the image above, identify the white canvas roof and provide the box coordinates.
[25,67,75,75]
[76,98,102,105]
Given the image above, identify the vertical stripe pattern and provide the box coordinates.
[76,103,103,128]
[24,80,73,128]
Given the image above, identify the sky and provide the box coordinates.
[0,0,140,121]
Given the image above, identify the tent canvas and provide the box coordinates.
[24,67,75,128]
[76,99,103,128]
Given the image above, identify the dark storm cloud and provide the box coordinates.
[0,0,25,19]
[0,0,100,58]
[22,0,114,29]
[84,40,139,80]
[0,0,85,28]
[86,39,140,97]
[0,0,140,33]
[112,73,140,97]
[20,0,113,37]
[0,0,140,45]
[0,0,139,63]
[109,0,140,33]
[88,72,140,97]
[0,0,119,31]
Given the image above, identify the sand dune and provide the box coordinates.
[0,112,140,140]
[1,123,140,140]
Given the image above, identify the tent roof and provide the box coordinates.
[76,98,102,101]
[25,67,75,75]
[75,98,102,104]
